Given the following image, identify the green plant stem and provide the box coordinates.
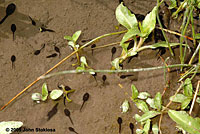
[189,42,200,65]
[41,64,192,79]
[172,0,187,18]
[136,37,144,49]
[156,0,174,56]
[190,10,196,47]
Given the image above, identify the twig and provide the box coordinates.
[159,113,163,134]
[189,81,200,115]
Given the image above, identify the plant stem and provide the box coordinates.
[172,0,187,18]
[156,0,174,56]
[190,10,196,47]
[189,42,200,65]
[0,30,127,111]
[41,64,192,79]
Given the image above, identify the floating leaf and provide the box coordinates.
[136,129,144,134]
[80,56,88,67]
[169,94,188,103]
[143,119,151,134]
[64,35,73,41]
[50,90,63,100]
[116,3,138,30]
[138,92,150,99]
[120,28,140,50]
[168,110,200,134]
[0,121,23,134]
[146,98,156,109]
[72,30,81,42]
[135,100,149,113]
[181,98,191,110]
[154,92,162,111]
[169,0,177,9]
[137,111,161,122]
[42,83,48,101]
[140,6,157,37]
[131,84,139,100]
[184,78,193,97]
[152,123,159,134]
[31,93,42,101]
[121,100,129,113]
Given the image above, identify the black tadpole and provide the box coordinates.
[111,47,116,60]
[11,24,16,41]
[92,72,97,83]
[120,74,133,79]
[54,46,61,57]
[68,127,79,134]
[64,108,74,125]
[34,44,45,55]
[11,55,16,69]
[102,75,107,84]
[117,117,122,134]
[40,27,55,32]
[29,16,36,26]
[65,86,71,91]
[47,103,59,121]
[0,3,16,24]
[119,0,123,4]
[129,122,134,134]
[91,44,96,55]
[46,53,57,58]
[80,92,89,112]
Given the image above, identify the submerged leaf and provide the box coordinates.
[136,129,144,134]
[0,121,23,134]
[80,56,88,67]
[111,58,120,70]
[32,93,42,101]
[169,94,188,103]
[121,99,129,113]
[116,3,138,30]
[154,92,162,111]
[181,98,191,110]
[146,98,156,109]
[169,0,177,9]
[138,92,150,99]
[64,35,73,41]
[50,90,63,100]
[131,84,139,100]
[143,119,151,134]
[135,100,149,113]
[137,111,161,122]
[183,78,193,97]
[42,83,48,101]
[140,6,157,37]
[72,30,81,42]
[168,110,200,134]
[152,123,159,134]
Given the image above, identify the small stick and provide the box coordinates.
[189,81,200,115]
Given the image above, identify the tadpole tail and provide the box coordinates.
[80,101,85,112]
[131,129,133,134]
[119,124,121,134]
[0,15,8,24]
[69,116,74,125]
[111,54,113,61]
[13,32,14,41]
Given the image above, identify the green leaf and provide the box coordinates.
[168,110,200,134]
[80,56,88,67]
[152,123,159,134]
[143,119,151,134]
[195,33,200,39]
[146,98,156,109]
[121,99,129,113]
[50,90,63,100]
[64,35,73,41]
[42,83,48,101]
[111,58,120,70]
[120,28,140,49]
[138,92,150,99]
[0,121,23,134]
[169,94,188,103]
[72,30,81,42]
[181,98,192,110]
[134,114,141,122]
[154,92,162,111]
[184,78,193,97]
[136,129,144,134]
[31,93,42,101]
[169,0,177,9]
[76,66,85,72]
[140,6,157,37]
[116,3,138,30]
[135,100,149,113]
[131,84,139,100]
[127,49,138,57]
[137,111,161,122]
[68,40,75,48]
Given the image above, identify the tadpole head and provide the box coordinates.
[102,75,107,82]
[111,47,116,54]
[64,108,70,117]
[83,93,89,101]
[117,117,122,124]
[65,86,71,91]
[91,44,96,48]
[11,55,16,62]
[34,50,40,55]
[6,3,16,16]
[129,122,134,129]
